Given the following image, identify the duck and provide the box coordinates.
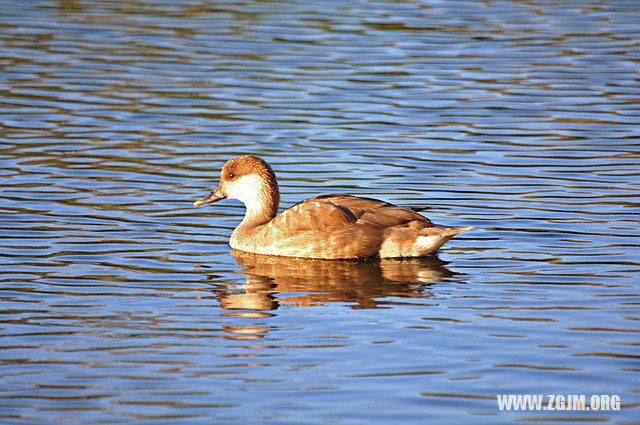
[194,155,472,259]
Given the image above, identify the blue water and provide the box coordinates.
[1,0,639,423]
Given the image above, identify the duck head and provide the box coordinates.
[194,155,280,223]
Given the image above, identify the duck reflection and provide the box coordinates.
[211,250,463,310]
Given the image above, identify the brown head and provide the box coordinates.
[194,156,280,224]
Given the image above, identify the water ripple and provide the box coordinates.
[1,0,639,423]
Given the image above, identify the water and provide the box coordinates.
[1,0,639,423]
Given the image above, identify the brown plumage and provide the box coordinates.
[194,155,472,259]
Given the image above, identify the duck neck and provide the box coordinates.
[238,183,280,230]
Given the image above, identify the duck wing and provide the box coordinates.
[271,197,358,232]
[307,194,434,228]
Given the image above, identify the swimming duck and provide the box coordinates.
[194,155,472,259]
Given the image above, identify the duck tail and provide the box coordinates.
[441,225,473,237]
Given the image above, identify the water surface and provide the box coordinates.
[1,0,639,423]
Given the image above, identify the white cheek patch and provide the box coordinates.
[228,174,263,211]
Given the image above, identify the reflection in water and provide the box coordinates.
[211,249,462,310]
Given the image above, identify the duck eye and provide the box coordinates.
[228,172,235,179]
